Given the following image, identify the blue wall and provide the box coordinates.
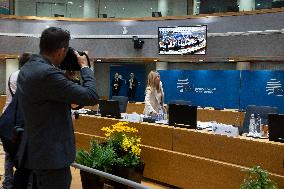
[240,71,284,112]
[159,70,284,113]
[159,70,240,109]
[110,64,146,102]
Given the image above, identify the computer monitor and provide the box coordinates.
[99,99,121,119]
[268,113,284,143]
[168,104,197,129]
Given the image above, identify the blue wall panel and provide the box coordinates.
[240,71,284,113]
[110,64,146,102]
[159,70,240,109]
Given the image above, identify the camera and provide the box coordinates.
[60,47,91,71]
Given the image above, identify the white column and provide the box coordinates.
[158,0,168,17]
[83,0,97,18]
[193,0,200,15]
[239,0,255,11]
[156,62,168,70]
[5,58,19,92]
[15,0,20,16]
[236,62,251,70]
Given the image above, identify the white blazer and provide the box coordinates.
[143,84,164,115]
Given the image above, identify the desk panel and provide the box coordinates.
[74,115,173,150]
[173,128,284,175]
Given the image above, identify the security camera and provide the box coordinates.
[132,36,144,49]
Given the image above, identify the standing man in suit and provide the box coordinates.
[127,73,138,102]
[16,27,99,189]
[111,72,122,96]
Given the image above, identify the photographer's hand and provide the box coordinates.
[74,51,88,68]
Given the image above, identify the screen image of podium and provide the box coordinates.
[99,99,121,119]
[169,104,197,129]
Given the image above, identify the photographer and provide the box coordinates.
[16,27,99,189]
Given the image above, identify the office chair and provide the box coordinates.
[111,96,128,113]
[268,113,284,143]
[169,100,192,106]
[240,105,278,134]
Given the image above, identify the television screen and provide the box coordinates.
[158,25,207,55]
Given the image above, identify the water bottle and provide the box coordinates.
[96,104,100,115]
[248,114,255,136]
[255,114,261,137]
[158,109,164,121]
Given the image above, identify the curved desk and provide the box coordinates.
[74,115,284,189]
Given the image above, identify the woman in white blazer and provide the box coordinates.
[143,71,164,115]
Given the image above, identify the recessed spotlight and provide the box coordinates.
[154,59,158,62]
[199,59,204,62]
[104,6,107,9]
[228,59,235,62]
[150,7,153,10]
[257,3,261,6]
[122,8,125,10]
[54,3,57,6]
[79,5,82,8]
[97,59,102,62]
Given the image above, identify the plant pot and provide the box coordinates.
[112,163,145,189]
[80,170,105,189]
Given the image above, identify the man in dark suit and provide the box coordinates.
[111,72,122,96]
[127,73,138,102]
[16,27,99,189]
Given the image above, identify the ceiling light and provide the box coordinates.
[228,59,235,62]
[67,2,73,5]
[104,6,107,9]
[199,59,204,62]
[96,59,102,62]
[257,3,261,6]
[154,59,158,62]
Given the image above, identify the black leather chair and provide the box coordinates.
[268,113,284,143]
[111,96,128,113]
[169,100,192,106]
[240,105,278,134]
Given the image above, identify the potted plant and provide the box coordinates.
[240,166,278,189]
[76,139,117,189]
[101,122,144,189]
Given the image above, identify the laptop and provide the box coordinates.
[168,104,197,129]
[99,99,121,119]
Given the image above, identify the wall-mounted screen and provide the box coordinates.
[158,25,207,55]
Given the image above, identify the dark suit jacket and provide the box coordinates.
[128,77,138,90]
[17,54,99,169]
[112,78,122,91]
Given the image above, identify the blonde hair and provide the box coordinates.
[146,71,161,92]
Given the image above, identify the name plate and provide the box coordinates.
[212,124,239,137]
[125,113,141,123]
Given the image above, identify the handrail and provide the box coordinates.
[71,163,152,189]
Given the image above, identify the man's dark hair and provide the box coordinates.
[19,52,31,68]
[39,27,70,54]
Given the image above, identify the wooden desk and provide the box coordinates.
[123,103,245,127]
[74,116,284,189]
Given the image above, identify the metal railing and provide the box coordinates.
[72,163,152,189]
